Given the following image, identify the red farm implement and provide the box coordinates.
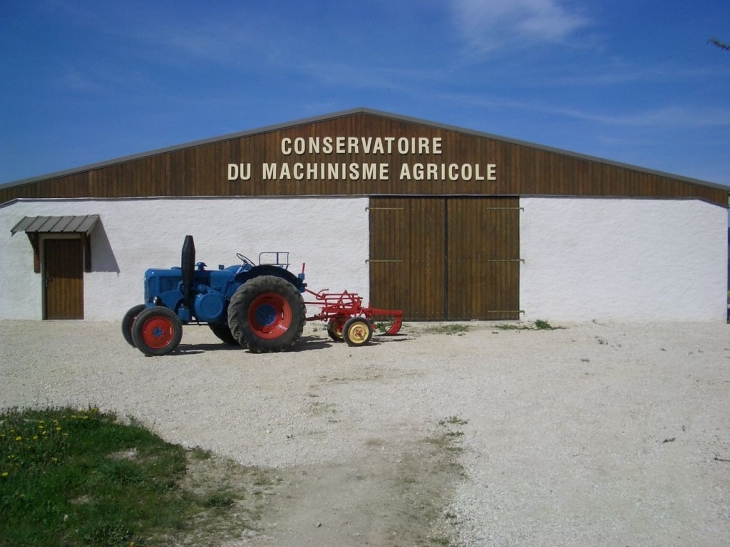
[304,288,403,347]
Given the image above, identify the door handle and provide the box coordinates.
[45,275,51,287]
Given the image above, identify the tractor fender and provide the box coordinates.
[236,265,306,293]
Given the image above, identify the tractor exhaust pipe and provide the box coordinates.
[181,235,195,309]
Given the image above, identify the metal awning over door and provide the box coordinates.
[10,215,100,273]
[11,215,100,235]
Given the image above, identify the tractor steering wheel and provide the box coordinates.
[236,253,255,266]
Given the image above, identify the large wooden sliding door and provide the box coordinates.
[369,197,520,320]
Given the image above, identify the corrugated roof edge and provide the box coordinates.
[1,107,728,194]
[11,214,100,235]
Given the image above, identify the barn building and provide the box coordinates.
[1,108,727,323]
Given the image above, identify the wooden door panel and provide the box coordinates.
[447,198,520,320]
[44,239,84,319]
[369,198,408,315]
[409,198,446,320]
[369,197,445,320]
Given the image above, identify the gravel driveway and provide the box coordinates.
[1,319,729,546]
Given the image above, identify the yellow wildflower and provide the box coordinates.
[1,472,8,478]
[14,436,21,442]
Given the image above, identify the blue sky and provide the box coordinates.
[1,0,729,187]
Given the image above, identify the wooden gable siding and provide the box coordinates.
[1,111,726,206]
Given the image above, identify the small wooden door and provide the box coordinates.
[44,239,84,319]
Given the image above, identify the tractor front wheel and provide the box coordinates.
[228,276,306,353]
[122,304,146,347]
[343,317,373,347]
[131,307,183,356]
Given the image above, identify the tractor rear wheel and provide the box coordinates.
[122,304,146,347]
[228,275,306,353]
[343,317,373,347]
[132,307,183,356]
[209,323,238,345]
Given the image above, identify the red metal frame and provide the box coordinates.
[304,288,403,336]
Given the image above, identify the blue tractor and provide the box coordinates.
[122,235,307,356]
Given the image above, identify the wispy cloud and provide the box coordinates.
[451,0,591,55]
[555,105,730,128]
[44,1,277,69]
[548,64,730,86]
[444,93,730,128]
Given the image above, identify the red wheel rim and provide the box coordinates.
[248,292,293,339]
[140,316,176,349]
[333,317,346,337]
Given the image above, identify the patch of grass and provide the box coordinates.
[190,446,213,460]
[431,416,469,455]
[307,401,337,415]
[0,406,243,547]
[496,319,563,331]
[424,324,470,336]
[201,492,236,508]
[439,416,468,426]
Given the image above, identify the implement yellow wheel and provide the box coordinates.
[343,317,373,347]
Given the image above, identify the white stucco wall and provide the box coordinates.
[520,197,728,322]
[0,197,369,321]
[2,195,727,323]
